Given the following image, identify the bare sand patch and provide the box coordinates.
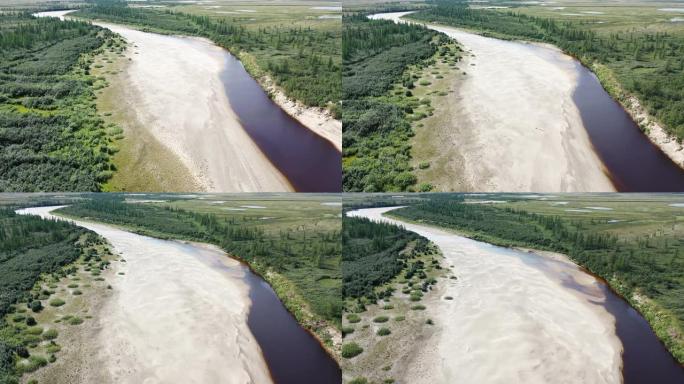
[348,207,623,384]
[371,12,615,192]
[18,206,272,384]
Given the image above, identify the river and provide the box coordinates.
[34,10,341,192]
[370,12,684,192]
[17,206,341,384]
[348,207,684,384]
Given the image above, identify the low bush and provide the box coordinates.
[43,329,58,340]
[346,314,361,323]
[411,305,426,310]
[373,316,389,323]
[377,327,391,336]
[341,342,364,359]
[49,298,65,307]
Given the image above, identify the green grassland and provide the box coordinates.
[0,208,112,384]
[410,0,684,141]
[388,193,684,363]
[343,15,461,192]
[72,0,341,111]
[52,193,342,353]
[0,13,124,192]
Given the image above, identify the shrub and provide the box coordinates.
[341,343,363,359]
[418,162,430,170]
[48,354,56,363]
[68,284,78,289]
[25,317,37,326]
[72,290,82,295]
[68,317,83,325]
[25,327,43,336]
[426,319,434,325]
[346,314,361,323]
[43,329,58,340]
[377,327,391,336]
[342,326,355,336]
[411,305,426,310]
[29,301,43,313]
[15,355,47,374]
[373,316,389,323]
[49,298,65,307]
[12,314,26,323]
[349,378,368,384]
[445,296,453,300]
[16,346,29,358]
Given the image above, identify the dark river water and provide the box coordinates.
[243,271,342,384]
[572,69,684,191]
[221,55,342,193]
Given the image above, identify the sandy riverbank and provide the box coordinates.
[349,207,623,384]
[18,206,273,384]
[97,22,293,192]
[371,12,615,192]
[263,76,342,152]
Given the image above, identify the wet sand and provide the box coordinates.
[370,12,615,192]
[17,206,272,384]
[348,207,623,384]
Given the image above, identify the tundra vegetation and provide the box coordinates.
[341,214,449,383]
[389,193,684,363]
[56,194,342,353]
[73,0,340,111]
[0,12,123,191]
[411,0,684,141]
[342,14,461,192]
[0,208,113,383]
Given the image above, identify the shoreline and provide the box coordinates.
[94,21,293,193]
[376,12,615,192]
[53,210,342,363]
[384,209,684,367]
[19,206,274,384]
[404,13,684,173]
[354,207,624,383]
[75,12,342,153]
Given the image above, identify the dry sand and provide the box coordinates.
[17,206,272,384]
[370,12,615,192]
[348,207,623,384]
[98,22,292,192]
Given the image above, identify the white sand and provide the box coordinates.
[370,12,615,192]
[17,206,272,384]
[348,207,623,384]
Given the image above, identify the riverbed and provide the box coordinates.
[348,207,684,384]
[17,206,341,384]
[34,10,341,192]
[371,12,684,192]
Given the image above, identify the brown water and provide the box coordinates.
[221,56,342,192]
[572,68,684,191]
